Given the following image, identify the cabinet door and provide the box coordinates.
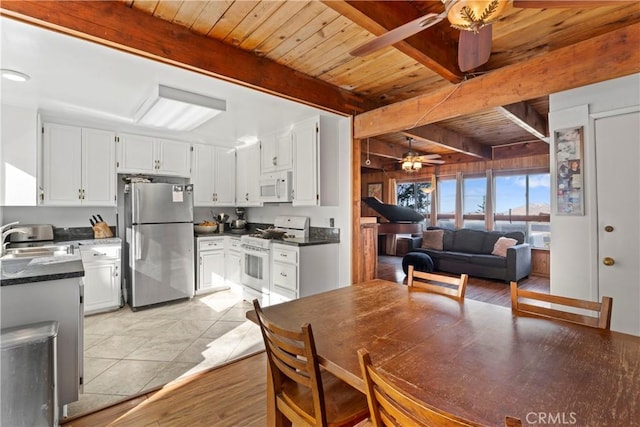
[199,250,226,292]
[157,139,191,177]
[226,251,242,288]
[214,146,236,206]
[82,128,116,206]
[260,133,277,173]
[275,130,293,171]
[292,117,319,206]
[118,133,156,174]
[43,123,82,205]
[83,262,119,314]
[236,143,263,206]
[192,144,215,206]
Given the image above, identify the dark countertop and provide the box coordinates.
[1,255,84,286]
[272,238,339,247]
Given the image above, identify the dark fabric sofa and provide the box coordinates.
[410,227,531,282]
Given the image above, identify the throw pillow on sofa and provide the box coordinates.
[421,230,444,250]
[491,237,518,257]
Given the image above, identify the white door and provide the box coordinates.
[192,144,215,206]
[275,130,293,171]
[82,128,116,206]
[199,251,226,292]
[118,133,156,173]
[157,139,191,177]
[43,123,82,205]
[214,146,236,206]
[595,111,640,336]
[83,262,119,314]
[292,117,318,206]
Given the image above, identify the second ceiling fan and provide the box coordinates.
[350,0,628,72]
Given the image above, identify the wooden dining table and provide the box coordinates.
[251,279,640,426]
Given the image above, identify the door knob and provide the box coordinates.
[604,225,614,232]
[603,257,615,266]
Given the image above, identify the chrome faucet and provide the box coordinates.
[1,222,28,257]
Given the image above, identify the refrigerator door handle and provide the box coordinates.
[134,228,143,261]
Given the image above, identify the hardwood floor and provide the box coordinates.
[63,259,550,426]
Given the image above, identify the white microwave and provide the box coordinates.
[259,171,293,202]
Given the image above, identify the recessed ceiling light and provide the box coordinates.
[1,69,31,82]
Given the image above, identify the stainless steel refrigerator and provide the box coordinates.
[124,182,194,310]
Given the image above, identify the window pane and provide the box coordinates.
[494,220,527,235]
[495,175,526,215]
[528,173,551,215]
[396,182,431,215]
[436,219,455,229]
[462,219,485,230]
[463,177,486,215]
[437,178,456,215]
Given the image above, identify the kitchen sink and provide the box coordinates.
[1,245,74,260]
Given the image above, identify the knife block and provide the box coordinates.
[93,222,114,239]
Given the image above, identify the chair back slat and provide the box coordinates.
[358,348,486,427]
[407,265,469,301]
[510,282,613,330]
[254,300,327,426]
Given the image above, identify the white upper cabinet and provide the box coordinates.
[236,143,263,206]
[117,133,191,177]
[292,115,339,207]
[291,117,318,206]
[260,129,292,174]
[42,123,116,206]
[191,144,236,207]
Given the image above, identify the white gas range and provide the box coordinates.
[240,216,309,306]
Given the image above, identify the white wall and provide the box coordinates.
[549,74,640,300]
[1,104,38,206]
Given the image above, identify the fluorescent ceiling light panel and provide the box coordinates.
[135,85,226,131]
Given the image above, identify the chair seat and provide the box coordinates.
[280,370,369,427]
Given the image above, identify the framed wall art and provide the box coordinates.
[367,182,383,201]
[554,126,584,215]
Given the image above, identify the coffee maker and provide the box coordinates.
[230,207,247,231]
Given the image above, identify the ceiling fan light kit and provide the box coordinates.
[444,0,508,33]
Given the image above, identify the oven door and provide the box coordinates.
[241,246,270,295]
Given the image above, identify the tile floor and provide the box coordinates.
[67,289,264,417]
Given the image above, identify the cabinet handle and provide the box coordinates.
[603,257,615,266]
[272,156,277,166]
[245,193,249,201]
[82,189,86,200]
[199,256,202,265]
[280,272,287,277]
[78,189,82,200]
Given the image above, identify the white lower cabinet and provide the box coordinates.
[81,244,121,314]
[226,237,242,290]
[196,237,226,294]
[271,243,339,304]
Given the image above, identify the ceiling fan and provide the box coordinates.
[350,0,628,72]
[400,137,445,173]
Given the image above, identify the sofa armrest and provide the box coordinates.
[506,243,531,282]
[412,237,423,249]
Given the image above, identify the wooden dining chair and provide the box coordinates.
[253,300,369,427]
[510,282,613,330]
[358,348,521,427]
[407,265,469,301]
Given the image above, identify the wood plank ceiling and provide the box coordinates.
[3,1,640,171]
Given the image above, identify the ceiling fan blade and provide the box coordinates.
[513,0,632,8]
[458,25,492,72]
[423,159,446,164]
[350,13,445,57]
[420,153,442,159]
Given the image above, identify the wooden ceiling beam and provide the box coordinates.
[492,140,550,160]
[365,138,407,159]
[354,23,640,139]
[0,0,369,115]
[401,125,492,159]
[495,101,548,140]
[322,0,463,83]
